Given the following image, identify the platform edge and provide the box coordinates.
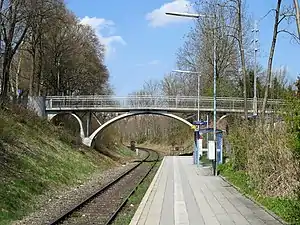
[129,156,166,225]
[219,175,288,225]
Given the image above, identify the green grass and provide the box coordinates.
[200,152,212,165]
[111,162,161,225]
[0,107,116,225]
[219,163,300,224]
[116,146,136,157]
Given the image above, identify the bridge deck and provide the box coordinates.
[46,107,252,113]
[130,156,283,225]
[45,95,282,114]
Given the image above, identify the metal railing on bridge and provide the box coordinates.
[45,95,284,113]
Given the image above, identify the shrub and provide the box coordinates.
[227,119,299,197]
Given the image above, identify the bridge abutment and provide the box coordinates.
[28,96,46,117]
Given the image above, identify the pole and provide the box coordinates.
[213,15,217,176]
[253,20,258,116]
[197,73,200,122]
[57,59,60,95]
[294,0,300,39]
[206,114,209,144]
[197,73,200,167]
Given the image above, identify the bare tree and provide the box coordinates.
[261,0,299,118]
[0,0,31,102]
[235,0,248,119]
[212,0,250,118]
[176,0,248,99]
[0,0,110,101]
[25,0,63,96]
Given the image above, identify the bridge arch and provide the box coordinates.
[47,112,85,139]
[84,111,194,147]
[217,114,228,125]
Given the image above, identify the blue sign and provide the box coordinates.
[193,120,207,126]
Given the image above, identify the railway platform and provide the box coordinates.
[130,156,283,225]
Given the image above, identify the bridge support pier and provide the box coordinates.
[82,137,93,147]
[86,111,92,136]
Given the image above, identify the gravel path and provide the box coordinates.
[12,162,138,225]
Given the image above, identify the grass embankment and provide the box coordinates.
[0,106,134,225]
[111,162,161,225]
[219,163,300,224]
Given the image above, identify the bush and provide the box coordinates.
[283,95,300,198]
[227,120,299,197]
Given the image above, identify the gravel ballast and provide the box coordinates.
[62,163,151,225]
[12,162,138,225]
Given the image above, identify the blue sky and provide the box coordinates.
[66,0,300,96]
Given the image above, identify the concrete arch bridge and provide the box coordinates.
[45,95,283,147]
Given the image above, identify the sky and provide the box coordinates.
[65,0,300,96]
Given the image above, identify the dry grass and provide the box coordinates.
[228,121,300,197]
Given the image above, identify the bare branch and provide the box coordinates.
[277,29,300,43]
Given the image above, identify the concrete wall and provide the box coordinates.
[27,96,46,117]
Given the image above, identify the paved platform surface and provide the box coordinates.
[130,156,283,225]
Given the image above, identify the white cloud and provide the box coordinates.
[80,16,126,56]
[146,0,194,27]
[136,60,160,67]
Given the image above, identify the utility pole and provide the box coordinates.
[197,72,200,123]
[294,0,300,38]
[213,14,217,176]
[57,58,60,95]
[252,20,259,116]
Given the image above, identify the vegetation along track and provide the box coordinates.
[49,147,160,225]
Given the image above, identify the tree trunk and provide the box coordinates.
[294,0,300,38]
[16,53,22,96]
[261,0,282,119]
[237,0,247,119]
[29,48,36,96]
[36,62,42,95]
[0,0,3,52]
[37,37,44,96]
[0,55,12,103]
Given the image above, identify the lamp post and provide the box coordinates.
[172,69,201,122]
[166,11,218,176]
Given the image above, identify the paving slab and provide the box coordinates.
[130,156,283,225]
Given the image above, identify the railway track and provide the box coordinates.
[49,147,159,225]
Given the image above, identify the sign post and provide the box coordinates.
[208,140,215,160]
[192,120,207,166]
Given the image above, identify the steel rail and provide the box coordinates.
[48,148,153,225]
[104,148,160,225]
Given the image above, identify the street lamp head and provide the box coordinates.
[172,69,201,75]
[165,12,215,19]
[165,12,204,18]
